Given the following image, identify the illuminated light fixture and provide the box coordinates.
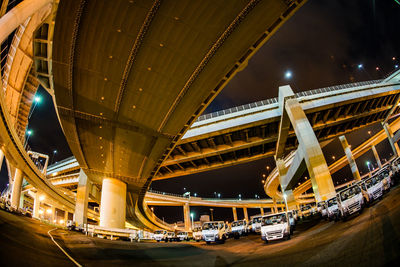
[357,64,363,69]
[27,130,33,136]
[375,67,379,71]
[39,210,44,214]
[34,96,42,103]
[39,195,45,201]
[53,219,57,223]
[52,172,58,176]
[60,220,64,224]
[46,208,52,214]
[393,56,397,60]
[395,65,399,69]
[284,70,292,79]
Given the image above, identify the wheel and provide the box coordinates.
[342,216,347,222]
[206,241,211,244]
[265,239,269,244]
[234,235,239,240]
[196,240,199,242]
[165,239,168,242]
[157,240,160,242]
[286,234,291,240]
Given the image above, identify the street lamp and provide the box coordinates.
[283,193,289,213]
[24,129,33,149]
[217,193,221,198]
[190,212,194,230]
[284,70,292,79]
[51,150,57,165]
[332,155,335,161]
[366,161,372,173]
[210,208,214,221]
[238,194,242,200]
[28,95,42,119]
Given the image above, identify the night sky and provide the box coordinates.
[1,1,400,224]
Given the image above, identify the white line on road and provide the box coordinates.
[48,228,82,267]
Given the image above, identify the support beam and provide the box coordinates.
[0,149,4,171]
[273,198,277,213]
[183,203,191,231]
[10,168,23,210]
[279,85,336,201]
[75,169,89,227]
[100,178,127,229]
[19,192,25,209]
[371,145,382,168]
[260,207,264,216]
[33,191,41,218]
[382,122,400,157]
[232,207,238,221]
[243,207,248,222]
[339,135,361,181]
[64,210,69,223]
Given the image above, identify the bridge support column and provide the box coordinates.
[260,208,264,216]
[0,149,4,170]
[283,190,296,211]
[277,85,336,201]
[10,168,23,210]
[183,203,191,231]
[273,198,277,213]
[75,169,89,227]
[100,178,126,229]
[33,191,41,218]
[19,192,25,210]
[64,211,69,224]
[243,207,248,222]
[232,207,238,221]
[52,206,57,223]
[382,122,400,157]
[339,135,361,181]
[371,145,382,168]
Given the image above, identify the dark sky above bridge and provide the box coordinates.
[1,0,400,223]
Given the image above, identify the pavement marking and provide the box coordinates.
[48,228,82,267]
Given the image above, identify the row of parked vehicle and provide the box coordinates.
[153,159,400,245]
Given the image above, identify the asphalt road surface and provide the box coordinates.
[1,186,399,267]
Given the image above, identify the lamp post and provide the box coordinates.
[51,150,57,165]
[24,129,33,150]
[366,161,372,174]
[210,208,214,221]
[283,193,289,213]
[28,95,42,119]
[190,212,194,230]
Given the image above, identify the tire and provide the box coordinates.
[234,235,239,240]
[265,239,269,244]
[196,240,199,242]
[157,240,160,242]
[286,234,291,240]
[206,241,211,245]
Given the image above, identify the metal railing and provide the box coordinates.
[196,79,384,123]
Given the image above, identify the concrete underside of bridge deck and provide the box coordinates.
[51,0,305,229]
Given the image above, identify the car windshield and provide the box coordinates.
[340,185,361,201]
[178,232,186,235]
[154,230,164,234]
[167,232,174,236]
[262,214,287,226]
[317,202,325,208]
[365,177,379,189]
[301,206,311,211]
[252,217,261,223]
[203,222,219,230]
[327,198,337,207]
[232,221,243,227]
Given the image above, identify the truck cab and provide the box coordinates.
[202,221,228,244]
[192,226,203,242]
[166,231,177,242]
[375,167,392,193]
[317,201,328,219]
[261,212,291,243]
[153,230,167,242]
[231,220,248,239]
[359,176,383,204]
[300,205,313,219]
[337,184,364,221]
[251,215,262,233]
[326,196,340,221]
[177,231,190,241]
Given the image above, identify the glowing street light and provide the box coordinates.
[283,193,289,213]
[190,212,194,229]
[217,193,221,198]
[46,208,52,214]
[284,70,292,79]
[395,65,399,69]
[39,195,45,201]
[28,95,42,119]
[366,161,372,173]
[332,155,336,161]
[358,64,363,69]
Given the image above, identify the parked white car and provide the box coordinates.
[261,212,291,243]
[177,231,190,241]
[359,176,383,205]
[326,196,340,221]
[192,227,203,242]
[251,215,262,233]
[317,201,328,219]
[202,221,228,244]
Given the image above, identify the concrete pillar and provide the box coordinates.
[232,207,238,221]
[283,190,297,211]
[52,206,57,223]
[339,135,361,181]
[280,85,336,201]
[0,0,52,43]
[382,122,400,157]
[19,192,25,210]
[371,145,382,168]
[100,178,127,229]
[75,169,89,227]
[10,168,23,209]
[33,191,41,219]
[0,149,4,171]
[273,198,277,213]
[183,203,191,231]
[64,211,69,224]
[243,207,249,222]
[260,208,264,216]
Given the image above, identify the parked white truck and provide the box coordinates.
[326,196,340,221]
[153,230,167,242]
[337,184,364,221]
[317,201,328,219]
[231,220,248,239]
[260,212,291,243]
[192,227,203,242]
[250,215,262,233]
[375,167,392,193]
[202,221,228,244]
[359,176,383,205]
[177,231,191,241]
